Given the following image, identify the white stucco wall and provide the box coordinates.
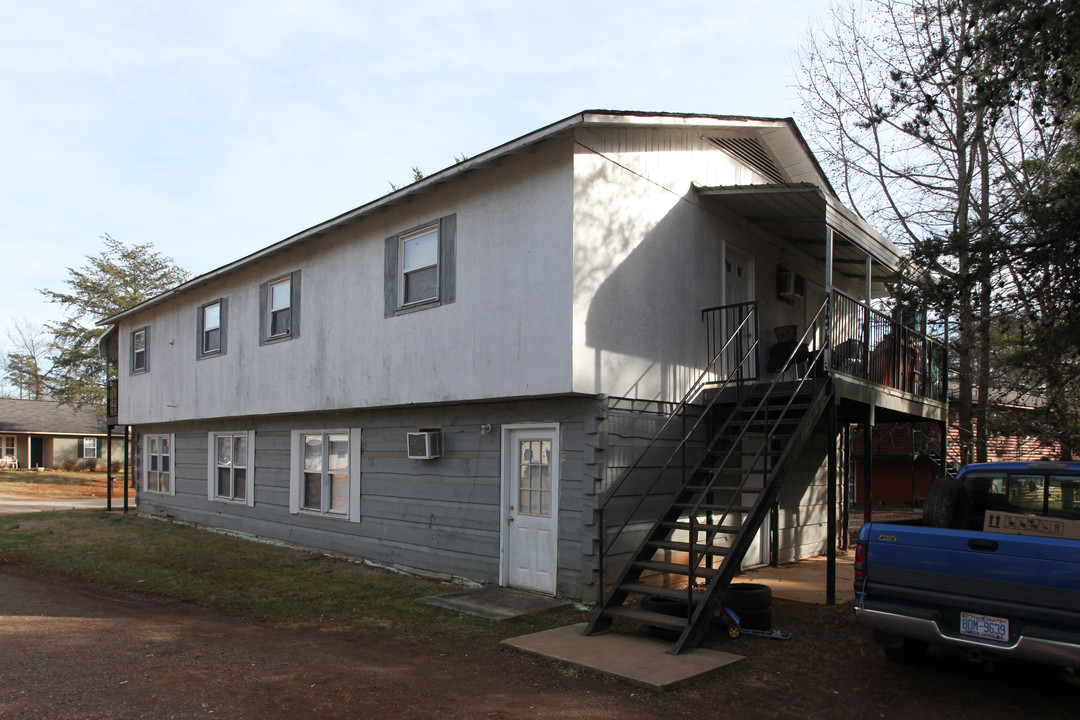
[570,126,766,401]
[118,140,576,425]
[568,125,878,402]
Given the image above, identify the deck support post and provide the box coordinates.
[827,381,837,605]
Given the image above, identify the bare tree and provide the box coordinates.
[794,0,1063,464]
[2,318,52,400]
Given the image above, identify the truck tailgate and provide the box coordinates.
[862,524,1080,617]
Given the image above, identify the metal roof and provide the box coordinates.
[694,183,904,286]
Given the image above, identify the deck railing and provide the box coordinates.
[829,289,947,403]
[703,290,947,404]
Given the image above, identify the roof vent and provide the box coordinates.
[706,136,785,184]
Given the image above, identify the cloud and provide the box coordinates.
[0,0,828,328]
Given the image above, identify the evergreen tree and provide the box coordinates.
[40,234,190,410]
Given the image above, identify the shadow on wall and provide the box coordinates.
[575,160,728,403]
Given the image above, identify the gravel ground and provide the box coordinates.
[2,563,1077,720]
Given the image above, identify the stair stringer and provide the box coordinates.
[670,381,833,654]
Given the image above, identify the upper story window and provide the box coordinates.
[198,299,227,358]
[384,214,456,317]
[402,226,439,305]
[260,271,301,344]
[131,327,149,374]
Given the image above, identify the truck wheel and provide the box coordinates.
[882,638,929,665]
[924,476,968,529]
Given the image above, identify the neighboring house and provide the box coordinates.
[854,389,1061,508]
[97,111,946,627]
[0,397,123,470]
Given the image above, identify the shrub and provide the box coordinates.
[62,458,79,471]
[78,458,98,471]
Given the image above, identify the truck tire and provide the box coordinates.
[924,476,968,529]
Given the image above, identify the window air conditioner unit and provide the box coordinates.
[778,270,805,300]
[407,431,442,460]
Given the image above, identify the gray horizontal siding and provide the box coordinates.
[133,396,602,600]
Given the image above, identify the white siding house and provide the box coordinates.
[99,111,946,609]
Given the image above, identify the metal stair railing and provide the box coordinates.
[670,299,831,652]
[590,302,758,613]
[585,297,833,653]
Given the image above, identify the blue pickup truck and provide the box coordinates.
[854,461,1080,668]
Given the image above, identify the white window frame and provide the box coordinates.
[82,437,98,459]
[399,224,440,307]
[207,431,255,506]
[1,435,15,464]
[260,271,300,344]
[199,299,225,358]
[289,428,361,521]
[384,214,455,318]
[131,327,148,374]
[143,433,176,496]
[268,277,292,338]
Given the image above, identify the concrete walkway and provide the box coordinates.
[0,493,126,515]
[738,550,856,604]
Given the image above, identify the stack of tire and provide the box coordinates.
[719,583,773,631]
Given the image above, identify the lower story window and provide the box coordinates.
[82,438,98,459]
[290,429,358,519]
[145,434,173,494]
[209,431,254,505]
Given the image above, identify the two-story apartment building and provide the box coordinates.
[99,111,946,649]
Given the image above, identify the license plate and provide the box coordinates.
[960,612,1009,642]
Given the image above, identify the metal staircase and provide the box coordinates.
[585,302,831,653]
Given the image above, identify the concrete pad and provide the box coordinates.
[503,623,744,691]
[417,586,569,620]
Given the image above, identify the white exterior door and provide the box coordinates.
[722,246,757,379]
[501,425,559,595]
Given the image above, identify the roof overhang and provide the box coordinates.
[695,183,904,288]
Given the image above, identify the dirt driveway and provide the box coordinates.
[2,566,1076,720]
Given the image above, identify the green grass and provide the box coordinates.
[0,510,589,647]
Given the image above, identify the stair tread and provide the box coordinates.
[647,539,731,554]
[619,583,704,602]
[603,607,689,630]
[661,520,741,534]
[673,503,754,513]
[694,468,769,476]
[634,559,719,577]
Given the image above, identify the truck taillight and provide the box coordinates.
[854,540,867,581]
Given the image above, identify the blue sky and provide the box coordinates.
[0,0,829,342]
